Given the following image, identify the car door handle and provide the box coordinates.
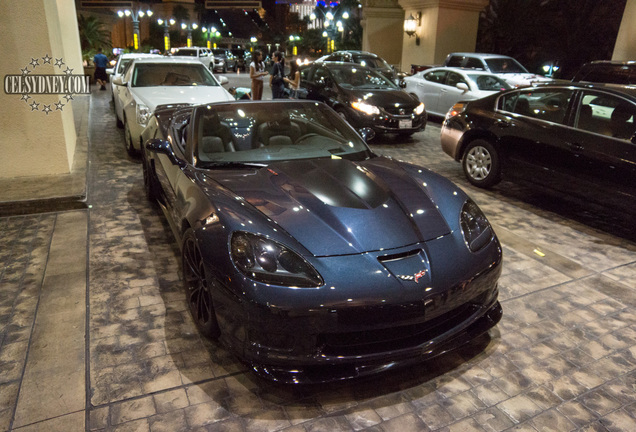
[567,142,584,152]
[495,120,511,128]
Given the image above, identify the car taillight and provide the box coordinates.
[446,102,466,120]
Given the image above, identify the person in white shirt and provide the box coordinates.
[249,51,268,100]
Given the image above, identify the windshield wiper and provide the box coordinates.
[201,161,267,169]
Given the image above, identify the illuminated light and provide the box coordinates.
[147,10,153,16]
[422,182,427,187]
[138,10,144,17]
[453,191,458,195]
[383,204,388,208]
[192,23,198,30]
[124,9,131,16]
[347,298,352,302]
[330,286,335,289]
[293,207,300,212]
[157,18,164,25]
[416,209,424,214]
[169,19,176,25]
[343,12,349,19]
[181,23,186,29]
[117,10,124,17]
[533,248,546,257]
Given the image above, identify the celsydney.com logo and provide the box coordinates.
[4,54,90,115]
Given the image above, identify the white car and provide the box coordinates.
[112,57,233,155]
[107,53,161,105]
[403,67,512,117]
[443,52,552,87]
[171,47,214,70]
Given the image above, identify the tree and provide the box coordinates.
[78,14,112,52]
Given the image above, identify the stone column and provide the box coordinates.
[0,0,83,178]
[397,0,488,72]
[361,0,405,68]
[612,0,636,61]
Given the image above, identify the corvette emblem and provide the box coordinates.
[397,269,428,283]
[399,108,406,115]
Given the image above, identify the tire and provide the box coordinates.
[142,153,160,203]
[462,139,502,188]
[182,229,221,339]
[124,119,138,157]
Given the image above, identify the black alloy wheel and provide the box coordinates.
[182,230,221,339]
[142,153,160,203]
[462,139,502,188]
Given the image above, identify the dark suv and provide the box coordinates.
[572,60,636,85]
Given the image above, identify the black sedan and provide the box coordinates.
[441,83,636,213]
[141,100,502,383]
[299,61,426,136]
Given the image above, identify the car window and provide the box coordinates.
[132,64,218,87]
[464,57,484,70]
[193,102,371,165]
[172,111,191,153]
[118,59,133,74]
[424,70,449,84]
[173,49,197,57]
[576,92,636,139]
[447,72,468,88]
[500,88,574,124]
[468,74,511,91]
[330,65,398,90]
[485,58,528,74]
[313,67,330,84]
[446,55,464,67]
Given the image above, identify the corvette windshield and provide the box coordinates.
[132,63,218,87]
[194,101,372,166]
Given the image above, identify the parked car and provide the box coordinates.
[443,52,552,87]
[316,50,398,83]
[140,99,503,383]
[441,83,636,212]
[112,57,233,155]
[211,48,236,72]
[572,60,636,85]
[172,47,214,70]
[404,67,511,117]
[298,61,426,136]
[106,53,161,104]
[231,49,248,71]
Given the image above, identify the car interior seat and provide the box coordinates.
[577,104,595,132]
[515,98,532,117]
[257,114,302,146]
[610,102,636,140]
[198,112,236,160]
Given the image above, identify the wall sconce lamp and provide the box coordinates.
[404,12,421,45]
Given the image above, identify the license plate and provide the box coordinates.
[399,119,412,129]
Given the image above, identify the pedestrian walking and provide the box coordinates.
[93,48,109,91]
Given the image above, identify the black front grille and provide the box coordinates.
[317,291,493,357]
[336,301,427,326]
[384,106,414,116]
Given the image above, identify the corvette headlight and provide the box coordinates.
[460,200,493,252]
[136,103,152,126]
[351,101,380,116]
[231,232,323,287]
[414,102,425,115]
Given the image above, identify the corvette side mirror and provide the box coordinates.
[112,77,126,86]
[359,127,376,143]
[146,138,186,167]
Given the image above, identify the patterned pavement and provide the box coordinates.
[0,81,635,431]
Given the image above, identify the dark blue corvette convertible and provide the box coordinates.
[141,100,502,383]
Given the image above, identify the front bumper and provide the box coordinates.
[345,107,426,134]
[209,235,502,384]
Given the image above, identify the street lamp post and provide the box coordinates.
[157,18,176,52]
[181,22,198,48]
[250,36,257,52]
[202,26,221,49]
[310,4,349,53]
[117,4,153,51]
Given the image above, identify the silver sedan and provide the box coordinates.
[403,67,511,117]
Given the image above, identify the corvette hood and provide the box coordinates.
[132,86,233,111]
[208,158,451,256]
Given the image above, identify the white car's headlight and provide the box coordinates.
[351,101,380,116]
[414,102,425,115]
[136,104,152,126]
